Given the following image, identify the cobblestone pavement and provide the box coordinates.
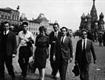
[5,37,105,80]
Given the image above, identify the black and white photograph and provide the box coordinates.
[0,0,105,80]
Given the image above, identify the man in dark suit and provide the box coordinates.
[0,21,17,80]
[58,27,73,80]
[49,23,61,78]
[75,30,96,80]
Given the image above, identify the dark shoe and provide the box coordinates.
[0,78,5,80]
[11,76,15,80]
[20,73,26,80]
[51,75,56,79]
[23,77,26,80]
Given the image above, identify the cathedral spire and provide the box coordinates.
[90,0,97,23]
[93,0,95,4]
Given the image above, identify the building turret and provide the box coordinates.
[79,13,87,30]
[86,13,91,30]
[90,0,98,30]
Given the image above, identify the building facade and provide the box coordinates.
[27,13,53,36]
[0,7,20,26]
[0,7,53,36]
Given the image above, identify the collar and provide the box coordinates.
[22,30,28,35]
[82,38,87,49]
[63,35,67,42]
[4,30,9,35]
[63,35,66,38]
[82,38,87,41]
[6,30,9,34]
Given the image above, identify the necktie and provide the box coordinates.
[61,36,64,43]
[83,39,85,50]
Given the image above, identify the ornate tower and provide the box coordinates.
[79,13,87,30]
[86,13,91,30]
[90,0,98,30]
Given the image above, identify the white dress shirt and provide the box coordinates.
[82,38,87,50]
[18,30,35,47]
[61,35,66,43]
[54,31,58,37]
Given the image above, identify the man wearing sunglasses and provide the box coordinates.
[75,29,96,80]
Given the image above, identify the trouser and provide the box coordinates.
[59,59,68,80]
[18,46,30,77]
[0,53,15,80]
[79,63,89,80]
[50,55,59,76]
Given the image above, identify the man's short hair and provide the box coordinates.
[60,27,68,32]
[81,29,88,33]
[22,22,28,26]
[53,23,59,27]
[3,21,10,25]
[39,26,46,32]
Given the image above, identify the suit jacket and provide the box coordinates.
[59,36,73,61]
[0,31,17,56]
[75,39,96,64]
[49,31,61,56]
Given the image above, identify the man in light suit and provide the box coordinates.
[75,30,96,80]
[57,27,73,80]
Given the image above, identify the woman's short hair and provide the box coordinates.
[39,26,46,32]
[60,27,68,32]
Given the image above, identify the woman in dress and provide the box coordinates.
[34,26,49,80]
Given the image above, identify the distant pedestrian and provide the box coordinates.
[75,29,96,80]
[18,22,34,79]
[98,32,103,46]
[33,26,49,80]
[102,32,105,46]
[67,29,72,38]
[0,21,17,80]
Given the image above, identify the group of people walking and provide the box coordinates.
[0,21,96,80]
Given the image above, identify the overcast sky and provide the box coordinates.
[0,0,105,31]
